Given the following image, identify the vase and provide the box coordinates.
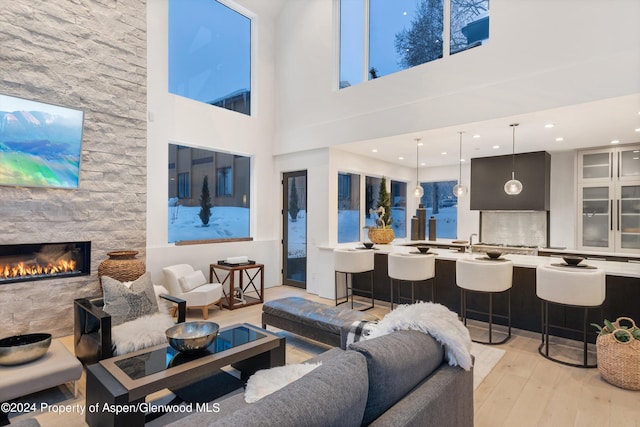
[368,228,395,244]
[98,250,146,285]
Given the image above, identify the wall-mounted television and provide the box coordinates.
[0,93,84,189]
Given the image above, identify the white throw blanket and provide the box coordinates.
[358,302,473,370]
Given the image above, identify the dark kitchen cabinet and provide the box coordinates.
[470,151,551,210]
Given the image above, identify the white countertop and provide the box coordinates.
[320,241,640,279]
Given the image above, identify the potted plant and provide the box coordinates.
[591,317,640,390]
[367,177,395,244]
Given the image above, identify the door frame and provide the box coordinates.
[282,170,307,288]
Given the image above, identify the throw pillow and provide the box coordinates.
[244,362,322,403]
[102,272,159,326]
[178,270,207,293]
[153,285,171,314]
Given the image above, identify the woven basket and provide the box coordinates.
[596,317,640,390]
[98,250,146,285]
[368,228,395,244]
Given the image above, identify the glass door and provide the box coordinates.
[617,183,640,252]
[282,171,307,288]
[578,184,613,250]
[617,145,640,181]
[578,149,612,181]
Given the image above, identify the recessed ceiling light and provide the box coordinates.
[473,134,480,139]
[544,123,555,128]
[635,128,640,132]
[420,162,426,166]
[634,150,639,153]
[372,148,378,153]
[398,156,404,160]
[611,140,620,144]
[492,145,500,149]
[417,142,424,146]
[555,137,564,142]
[441,151,447,155]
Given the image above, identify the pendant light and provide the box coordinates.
[413,138,424,199]
[504,123,523,195]
[452,131,468,197]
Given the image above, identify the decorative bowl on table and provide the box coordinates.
[0,333,52,366]
[416,246,430,254]
[562,256,585,266]
[166,321,219,354]
[362,242,375,249]
[486,250,503,259]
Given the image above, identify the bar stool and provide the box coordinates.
[334,248,374,311]
[456,258,513,345]
[536,264,605,368]
[388,252,435,309]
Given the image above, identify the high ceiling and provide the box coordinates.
[334,93,640,168]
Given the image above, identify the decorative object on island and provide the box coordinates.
[413,138,424,199]
[367,176,395,244]
[165,321,220,354]
[428,216,437,241]
[98,250,146,286]
[453,131,468,197]
[504,123,523,195]
[592,317,640,390]
[0,333,52,366]
[417,204,427,240]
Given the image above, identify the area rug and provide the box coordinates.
[470,342,505,390]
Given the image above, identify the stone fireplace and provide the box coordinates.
[0,242,91,285]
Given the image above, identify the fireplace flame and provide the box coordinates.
[2,259,77,279]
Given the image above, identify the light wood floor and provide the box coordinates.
[18,286,640,426]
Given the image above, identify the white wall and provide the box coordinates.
[146,1,281,287]
[274,0,640,154]
[548,150,577,249]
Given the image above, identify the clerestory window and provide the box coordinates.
[339,0,489,88]
[169,0,252,115]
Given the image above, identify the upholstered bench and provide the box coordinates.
[262,297,378,349]
[0,340,82,403]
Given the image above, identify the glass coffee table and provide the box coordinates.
[85,323,285,427]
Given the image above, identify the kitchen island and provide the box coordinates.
[322,240,640,343]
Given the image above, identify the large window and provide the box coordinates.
[168,143,250,243]
[338,173,361,243]
[390,180,407,238]
[169,0,252,115]
[340,0,489,87]
[419,180,458,238]
[365,176,382,228]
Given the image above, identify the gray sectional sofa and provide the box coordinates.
[167,329,473,427]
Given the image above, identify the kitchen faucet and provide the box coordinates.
[468,233,478,253]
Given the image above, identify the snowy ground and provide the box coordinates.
[168,204,250,243]
[168,203,456,249]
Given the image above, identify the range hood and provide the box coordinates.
[470,151,551,211]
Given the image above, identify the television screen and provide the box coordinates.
[0,93,84,189]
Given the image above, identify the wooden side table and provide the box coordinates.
[210,262,265,310]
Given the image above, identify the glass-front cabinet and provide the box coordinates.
[577,145,640,253]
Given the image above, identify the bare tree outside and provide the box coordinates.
[395,0,489,68]
[394,0,444,69]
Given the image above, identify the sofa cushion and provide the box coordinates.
[349,330,445,425]
[102,272,159,325]
[209,349,369,427]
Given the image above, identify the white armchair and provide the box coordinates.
[162,264,223,319]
